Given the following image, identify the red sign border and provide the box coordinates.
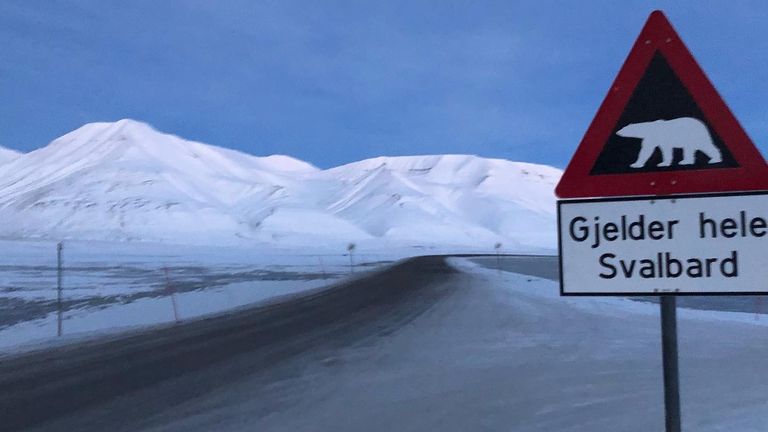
[556,10,768,199]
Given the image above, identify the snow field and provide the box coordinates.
[0,239,406,354]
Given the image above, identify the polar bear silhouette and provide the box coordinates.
[616,117,722,168]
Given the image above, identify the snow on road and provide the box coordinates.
[73,257,768,432]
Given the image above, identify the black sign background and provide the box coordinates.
[590,52,738,175]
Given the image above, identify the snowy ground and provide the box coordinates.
[30,255,768,432]
[0,239,402,353]
[0,239,550,353]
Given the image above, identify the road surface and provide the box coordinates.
[3,255,767,431]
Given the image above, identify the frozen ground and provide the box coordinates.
[0,239,406,352]
[27,256,768,432]
[0,239,552,353]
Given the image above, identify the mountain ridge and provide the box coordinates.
[0,120,560,249]
[0,146,21,164]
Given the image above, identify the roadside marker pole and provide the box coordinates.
[164,267,181,323]
[347,243,356,274]
[660,297,681,432]
[318,256,328,280]
[56,241,63,337]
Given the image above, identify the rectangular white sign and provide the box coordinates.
[558,191,768,295]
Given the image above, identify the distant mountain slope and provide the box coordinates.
[0,146,21,164]
[321,155,559,246]
[0,120,560,248]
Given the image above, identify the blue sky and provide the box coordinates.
[0,1,766,169]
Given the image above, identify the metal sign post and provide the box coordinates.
[660,297,681,432]
[56,241,63,337]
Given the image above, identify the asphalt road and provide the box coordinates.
[3,255,767,431]
[1,255,464,431]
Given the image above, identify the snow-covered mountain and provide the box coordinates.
[0,146,21,164]
[319,156,559,247]
[0,120,560,249]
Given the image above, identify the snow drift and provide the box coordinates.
[0,120,560,248]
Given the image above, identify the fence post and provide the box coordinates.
[347,243,356,274]
[318,256,328,280]
[494,242,502,274]
[56,241,63,337]
[164,267,181,323]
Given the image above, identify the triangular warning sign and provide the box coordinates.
[556,10,768,198]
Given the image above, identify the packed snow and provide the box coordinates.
[0,119,559,249]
